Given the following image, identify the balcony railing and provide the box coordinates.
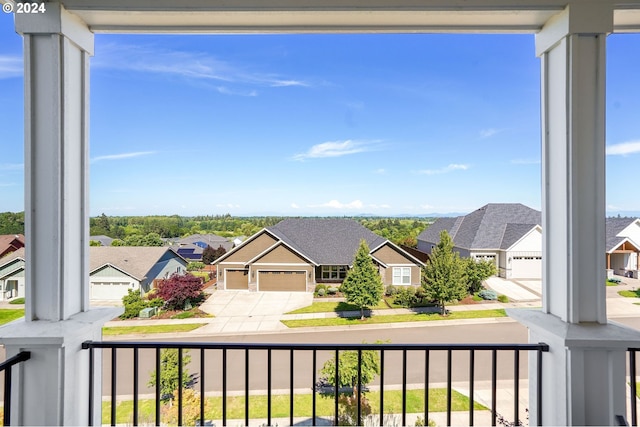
[82,341,549,427]
[0,351,30,426]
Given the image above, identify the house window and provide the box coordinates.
[321,265,348,280]
[392,267,411,285]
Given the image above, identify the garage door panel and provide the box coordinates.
[511,257,542,279]
[90,282,131,300]
[226,269,249,290]
[259,270,306,292]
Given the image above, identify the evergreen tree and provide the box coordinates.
[421,230,468,315]
[202,245,216,265]
[340,240,384,320]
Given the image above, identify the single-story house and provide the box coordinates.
[417,203,542,279]
[89,246,188,301]
[606,217,640,279]
[0,247,25,301]
[0,234,25,258]
[214,218,425,292]
[172,233,233,261]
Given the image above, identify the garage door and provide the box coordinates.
[90,282,132,300]
[511,256,542,279]
[258,270,306,292]
[226,269,249,290]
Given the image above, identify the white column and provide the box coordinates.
[0,3,121,425]
[510,3,640,425]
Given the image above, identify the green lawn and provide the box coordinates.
[0,309,25,325]
[287,300,389,314]
[102,388,486,424]
[102,323,207,336]
[618,290,640,298]
[282,309,507,328]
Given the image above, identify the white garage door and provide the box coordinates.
[90,282,133,300]
[511,256,542,279]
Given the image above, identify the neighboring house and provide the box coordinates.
[173,233,233,261]
[417,203,542,279]
[0,247,25,301]
[0,234,25,258]
[89,246,188,301]
[214,218,425,292]
[89,235,114,246]
[606,217,640,279]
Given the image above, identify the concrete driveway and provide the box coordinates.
[196,291,313,334]
[484,277,541,302]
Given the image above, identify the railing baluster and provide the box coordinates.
[380,349,385,427]
[537,346,543,427]
[312,349,317,427]
[290,348,294,427]
[514,349,520,425]
[469,349,475,426]
[268,348,272,426]
[447,349,452,427]
[631,349,637,427]
[222,348,227,427]
[402,348,407,427]
[492,349,497,427]
[335,349,339,427]
[155,347,160,426]
[133,348,139,426]
[200,348,205,426]
[3,356,11,426]
[357,349,362,427]
[178,348,183,427]
[425,350,429,425]
[111,347,117,427]
[245,348,250,427]
[88,346,94,426]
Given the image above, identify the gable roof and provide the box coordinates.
[177,233,233,250]
[418,203,541,251]
[0,247,25,270]
[89,247,185,281]
[266,218,388,265]
[606,217,640,252]
[0,234,25,257]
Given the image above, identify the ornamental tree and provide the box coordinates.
[421,230,468,315]
[156,273,204,310]
[340,240,384,320]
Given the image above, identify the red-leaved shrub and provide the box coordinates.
[156,273,204,310]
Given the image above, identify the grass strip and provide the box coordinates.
[102,323,207,336]
[0,309,25,325]
[102,388,486,424]
[282,309,507,328]
[618,290,640,298]
[288,300,389,314]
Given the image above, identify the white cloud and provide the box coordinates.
[293,140,378,161]
[216,203,240,209]
[374,168,387,174]
[93,43,309,91]
[0,163,23,171]
[511,158,540,165]
[91,151,155,163]
[291,203,300,209]
[309,199,363,209]
[0,55,22,79]
[606,141,640,156]
[480,128,504,139]
[416,164,469,175]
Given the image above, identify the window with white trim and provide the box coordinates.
[392,267,411,285]
[321,265,348,280]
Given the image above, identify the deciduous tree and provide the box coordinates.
[421,230,468,315]
[156,273,204,310]
[339,240,384,320]
[148,348,192,401]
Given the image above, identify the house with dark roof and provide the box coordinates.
[0,234,25,258]
[606,217,640,279]
[89,246,188,301]
[214,218,425,292]
[417,203,542,279]
[0,247,25,301]
[89,235,114,246]
[172,233,233,261]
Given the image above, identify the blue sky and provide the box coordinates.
[1,13,640,217]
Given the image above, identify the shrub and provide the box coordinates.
[9,297,24,305]
[156,273,205,311]
[187,261,205,271]
[385,285,397,296]
[317,288,326,297]
[315,284,327,294]
[393,287,417,307]
[190,271,211,282]
[121,289,151,319]
[478,289,498,300]
[497,294,509,303]
[327,287,339,295]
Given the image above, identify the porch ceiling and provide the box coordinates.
[57,0,640,33]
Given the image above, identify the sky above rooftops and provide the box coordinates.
[1,13,639,217]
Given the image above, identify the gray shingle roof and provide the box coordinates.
[267,218,387,265]
[89,247,182,280]
[0,247,25,267]
[606,217,639,251]
[418,203,541,250]
[177,234,233,251]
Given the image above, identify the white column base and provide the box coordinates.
[0,308,121,426]
[509,308,640,426]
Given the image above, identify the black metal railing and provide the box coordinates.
[0,351,31,426]
[628,348,640,426]
[82,341,549,427]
